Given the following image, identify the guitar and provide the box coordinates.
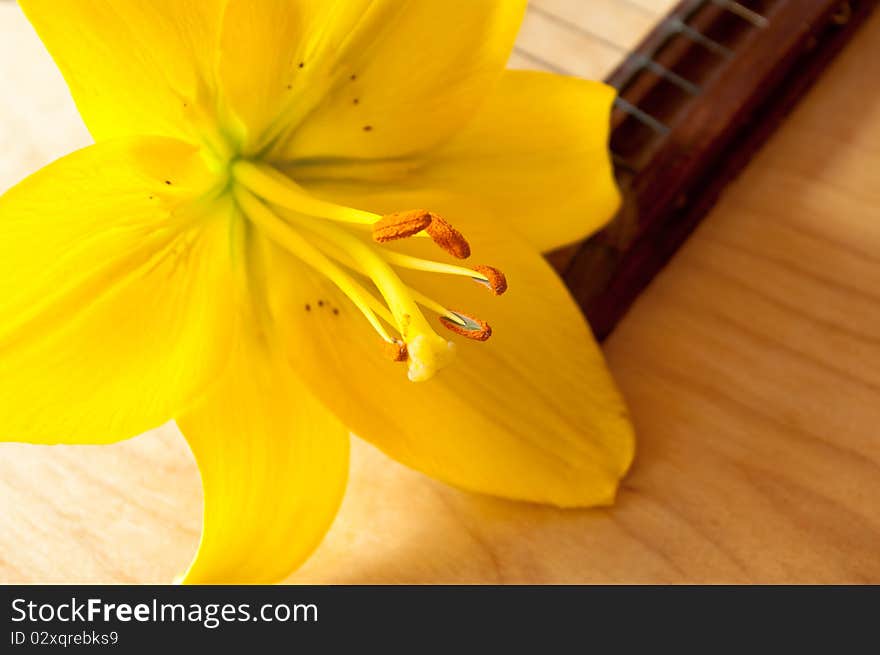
[519,0,877,338]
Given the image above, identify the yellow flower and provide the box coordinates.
[1,0,634,583]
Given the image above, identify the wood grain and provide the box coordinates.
[1,2,878,584]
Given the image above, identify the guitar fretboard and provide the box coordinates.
[516,0,776,172]
[515,0,878,339]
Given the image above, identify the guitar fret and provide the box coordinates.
[712,0,770,28]
[665,17,736,58]
[614,97,671,136]
[635,54,703,95]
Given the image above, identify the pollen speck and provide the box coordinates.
[287,84,293,90]
[305,303,311,311]
[164,180,172,186]
[298,62,305,68]
[350,74,357,81]
[383,340,408,362]
[353,98,359,105]
[318,300,325,307]
[363,125,373,132]
[333,308,340,315]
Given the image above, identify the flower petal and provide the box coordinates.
[290,71,621,253]
[19,0,226,142]
[248,0,527,160]
[262,193,634,508]
[178,240,350,585]
[0,137,235,444]
[217,0,356,148]
[423,71,621,252]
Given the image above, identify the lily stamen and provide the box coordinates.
[284,230,484,341]
[282,220,498,336]
[274,202,456,382]
[403,287,459,322]
[372,210,433,243]
[379,251,507,296]
[402,287,492,341]
[234,158,502,379]
[472,265,508,296]
[425,214,471,259]
[370,206,471,258]
[233,160,380,226]
[440,311,493,342]
[382,339,409,362]
[234,187,396,344]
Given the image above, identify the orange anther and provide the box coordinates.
[426,215,471,259]
[472,265,508,296]
[382,340,409,362]
[440,313,492,342]
[373,210,433,243]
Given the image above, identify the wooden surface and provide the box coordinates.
[1,1,878,583]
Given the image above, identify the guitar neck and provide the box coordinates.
[546,0,879,339]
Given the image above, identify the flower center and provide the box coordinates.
[229,160,506,382]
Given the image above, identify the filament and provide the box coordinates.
[234,187,395,342]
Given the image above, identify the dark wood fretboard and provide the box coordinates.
[549,0,878,339]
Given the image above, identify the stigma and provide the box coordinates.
[231,160,506,382]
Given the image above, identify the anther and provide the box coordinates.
[472,265,508,296]
[373,210,433,243]
[440,311,492,341]
[426,215,471,259]
[382,340,409,362]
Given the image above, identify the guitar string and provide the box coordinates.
[515,0,770,168]
[527,4,703,97]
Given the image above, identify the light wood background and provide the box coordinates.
[1,0,878,583]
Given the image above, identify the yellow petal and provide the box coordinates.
[261,193,634,508]
[254,0,527,160]
[0,137,235,444]
[217,0,370,148]
[290,71,621,252]
[424,71,621,251]
[20,0,226,143]
[178,240,349,585]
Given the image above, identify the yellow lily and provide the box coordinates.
[1,0,634,583]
